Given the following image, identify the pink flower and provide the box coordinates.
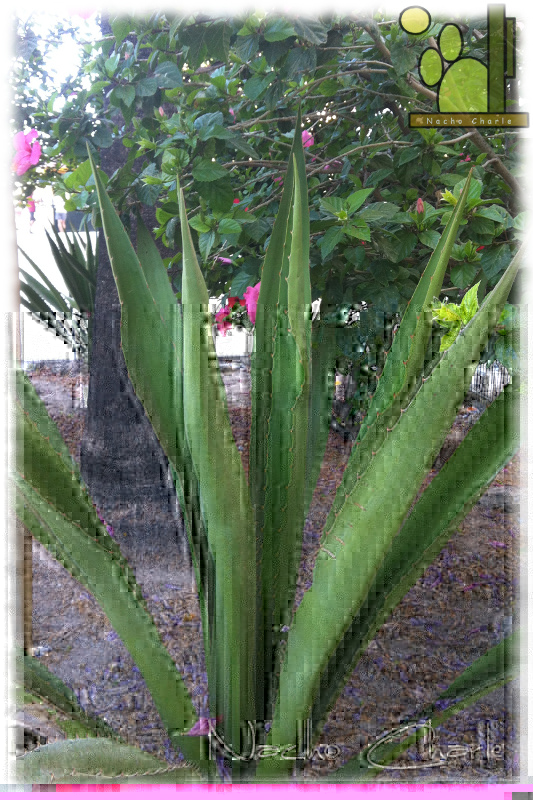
[460,154,471,162]
[323,159,343,173]
[187,716,223,736]
[273,177,283,187]
[243,281,261,325]
[158,107,165,117]
[215,305,232,335]
[302,129,314,148]
[416,198,424,214]
[476,245,485,251]
[228,296,245,309]
[13,129,41,176]
[233,198,240,204]
[229,108,235,118]
[72,10,96,19]
[217,257,233,265]
[215,305,230,321]
[95,507,115,538]
[217,318,232,335]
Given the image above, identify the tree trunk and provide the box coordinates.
[79,32,190,571]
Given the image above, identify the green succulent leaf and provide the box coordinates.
[15,373,196,739]
[249,108,312,739]
[329,631,518,780]
[22,652,122,742]
[178,171,256,772]
[307,377,519,748]
[18,738,204,784]
[256,196,522,781]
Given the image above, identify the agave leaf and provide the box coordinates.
[328,631,518,781]
[250,108,312,727]
[44,229,95,310]
[22,652,122,742]
[44,231,86,309]
[307,378,519,745]
[255,631,518,783]
[15,476,196,737]
[19,282,56,316]
[17,738,205,784]
[304,322,337,519]
[87,150,192,525]
[15,383,196,737]
[135,215,212,664]
[178,175,256,771]
[258,235,522,778]
[16,370,77,474]
[18,249,71,313]
[19,267,71,314]
[170,732,217,781]
[89,156,205,589]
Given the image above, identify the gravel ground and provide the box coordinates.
[22,361,521,783]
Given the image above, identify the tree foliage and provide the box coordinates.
[12,11,523,390]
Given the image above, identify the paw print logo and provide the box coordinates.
[400,5,516,115]
[400,7,487,112]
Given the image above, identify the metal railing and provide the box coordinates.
[468,360,511,404]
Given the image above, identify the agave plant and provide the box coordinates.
[14,112,521,783]
[18,221,97,363]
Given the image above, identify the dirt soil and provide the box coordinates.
[20,362,522,783]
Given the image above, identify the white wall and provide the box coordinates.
[17,208,87,365]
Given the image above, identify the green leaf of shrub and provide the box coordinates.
[418,229,441,249]
[230,270,254,296]
[192,159,228,181]
[198,229,216,259]
[346,188,374,214]
[292,18,329,44]
[263,18,296,41]
[194,177,234,212]
[450,261,477,289]
[64,159,93,190]
[154,61,183,88]
[204,22,231,62]
[358,202,400,223]
[397,147,421,166]
[189,215,212,233]
[219,218,242,236]
[113,85,136,107]
[460,281,480,322]
[318,226,345,258]
[480,243,513,281]
[136,77,158,96]
[110,17,131,46]
[243,74,273,100]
